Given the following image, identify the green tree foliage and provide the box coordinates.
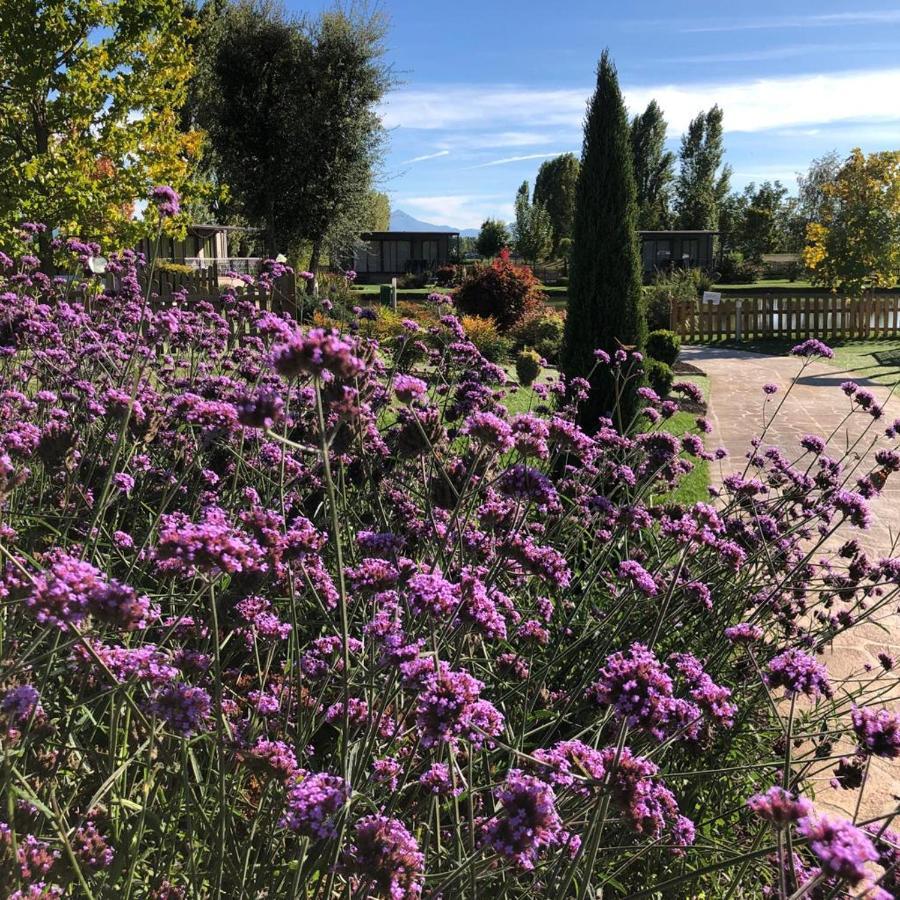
[0,0,205,256]
[513,180,553,265]
[630,101,675,229]
[533,153,580,253]
[561,51,646,432]
[364,191,390,231]
[674,105,731,230]
[803,148,900,292]
[197,1,392,265]
[475,218,510,258]
[781,151,842,252]
[728,181,789,261]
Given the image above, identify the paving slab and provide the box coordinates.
[682,345,900,820]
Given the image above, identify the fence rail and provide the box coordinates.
[107,270,298,316]
[671,293,900,343]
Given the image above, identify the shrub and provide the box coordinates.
[397,270,430,289]
[515,348,542,387]
[156,260,195,276]
[453,258,545,330]
[645,329,681,366]
[643,269,708,331]
[509,306,566,363]
[433,264,461,287]
[0,207,897,897]
[317,270,355,305]
[644,357,674,396]
[717,250,761,284]
[460,314,511,362]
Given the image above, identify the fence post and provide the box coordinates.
[735,298,742,342]
[391,277,397,310]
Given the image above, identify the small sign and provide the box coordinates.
[703,291,722,305]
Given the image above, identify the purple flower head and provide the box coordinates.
[797,815,878,886]
[372,757,402,791]
[406,571,460,618]
[725,623,763,643]
[74,821,114,869]
[280,770,349,839]
[587,643,674,736]
[616,560,658,597]
[800,434,826,454]
[240,739,298,781]
[850,706,900,758]
[147,682,211,736]
[272,328,366,382]
[237,390,284,429]
[415,665,504,749]
[496,464,560,510]
[747,786,812,825]
[419,762,462,796]
[762,383,778,395]
[791,339,833,359]
[342,815,424,898]
[462,411,513,452]
[393,374,427,403]
[765,649,832,699]
[480,770,570,870]
[150,185,181,218]
[1,684,44,726]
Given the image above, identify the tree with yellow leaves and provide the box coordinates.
[0,0,207,259]
[803,148,900,292]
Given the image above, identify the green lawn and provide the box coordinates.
[500,366,711,505]
[716,337,900,388]
[713,278,815,292]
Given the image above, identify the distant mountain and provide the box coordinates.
[389,209,479,237]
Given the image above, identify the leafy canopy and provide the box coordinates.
[0,0,205,250]
[803,148,900,292]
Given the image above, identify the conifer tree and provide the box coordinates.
[561,51,646,431]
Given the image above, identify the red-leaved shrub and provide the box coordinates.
[453,258,545,330]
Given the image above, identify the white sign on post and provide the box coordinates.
[703,291,722,305]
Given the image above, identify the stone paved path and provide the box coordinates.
[682,346,900,820]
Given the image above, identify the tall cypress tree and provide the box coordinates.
[561,51,646,432]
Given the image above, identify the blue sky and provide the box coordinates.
[287,1,900,229]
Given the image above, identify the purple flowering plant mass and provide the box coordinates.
[0,203,898,897]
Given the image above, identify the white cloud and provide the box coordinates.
[470,151,572,168]
[678,11,900,32]
[435,131,557,150]
[396,194,514,230]
[380,68,900,137]
[400,150,450,164]
[380,87,587,131]
[659,43,892,64]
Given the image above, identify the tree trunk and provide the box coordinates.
[265,198,277,259]
[32,109,54,274]
[307,238,322,295]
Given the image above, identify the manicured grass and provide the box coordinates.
[713,337,900,388]
[499,366,711,505]
[713,278,815,291]
[659,374,711,506]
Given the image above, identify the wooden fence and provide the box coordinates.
[125,270,299,316]
[671,293,900,343]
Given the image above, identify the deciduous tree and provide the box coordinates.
[803,148,900,292]
[197,1,392,266]
[513,181,553,265]
[630,101,674,230]
[533,153,580,253]
[673,105,731,230]
[0,0,205,258]
[475,218,510,258]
